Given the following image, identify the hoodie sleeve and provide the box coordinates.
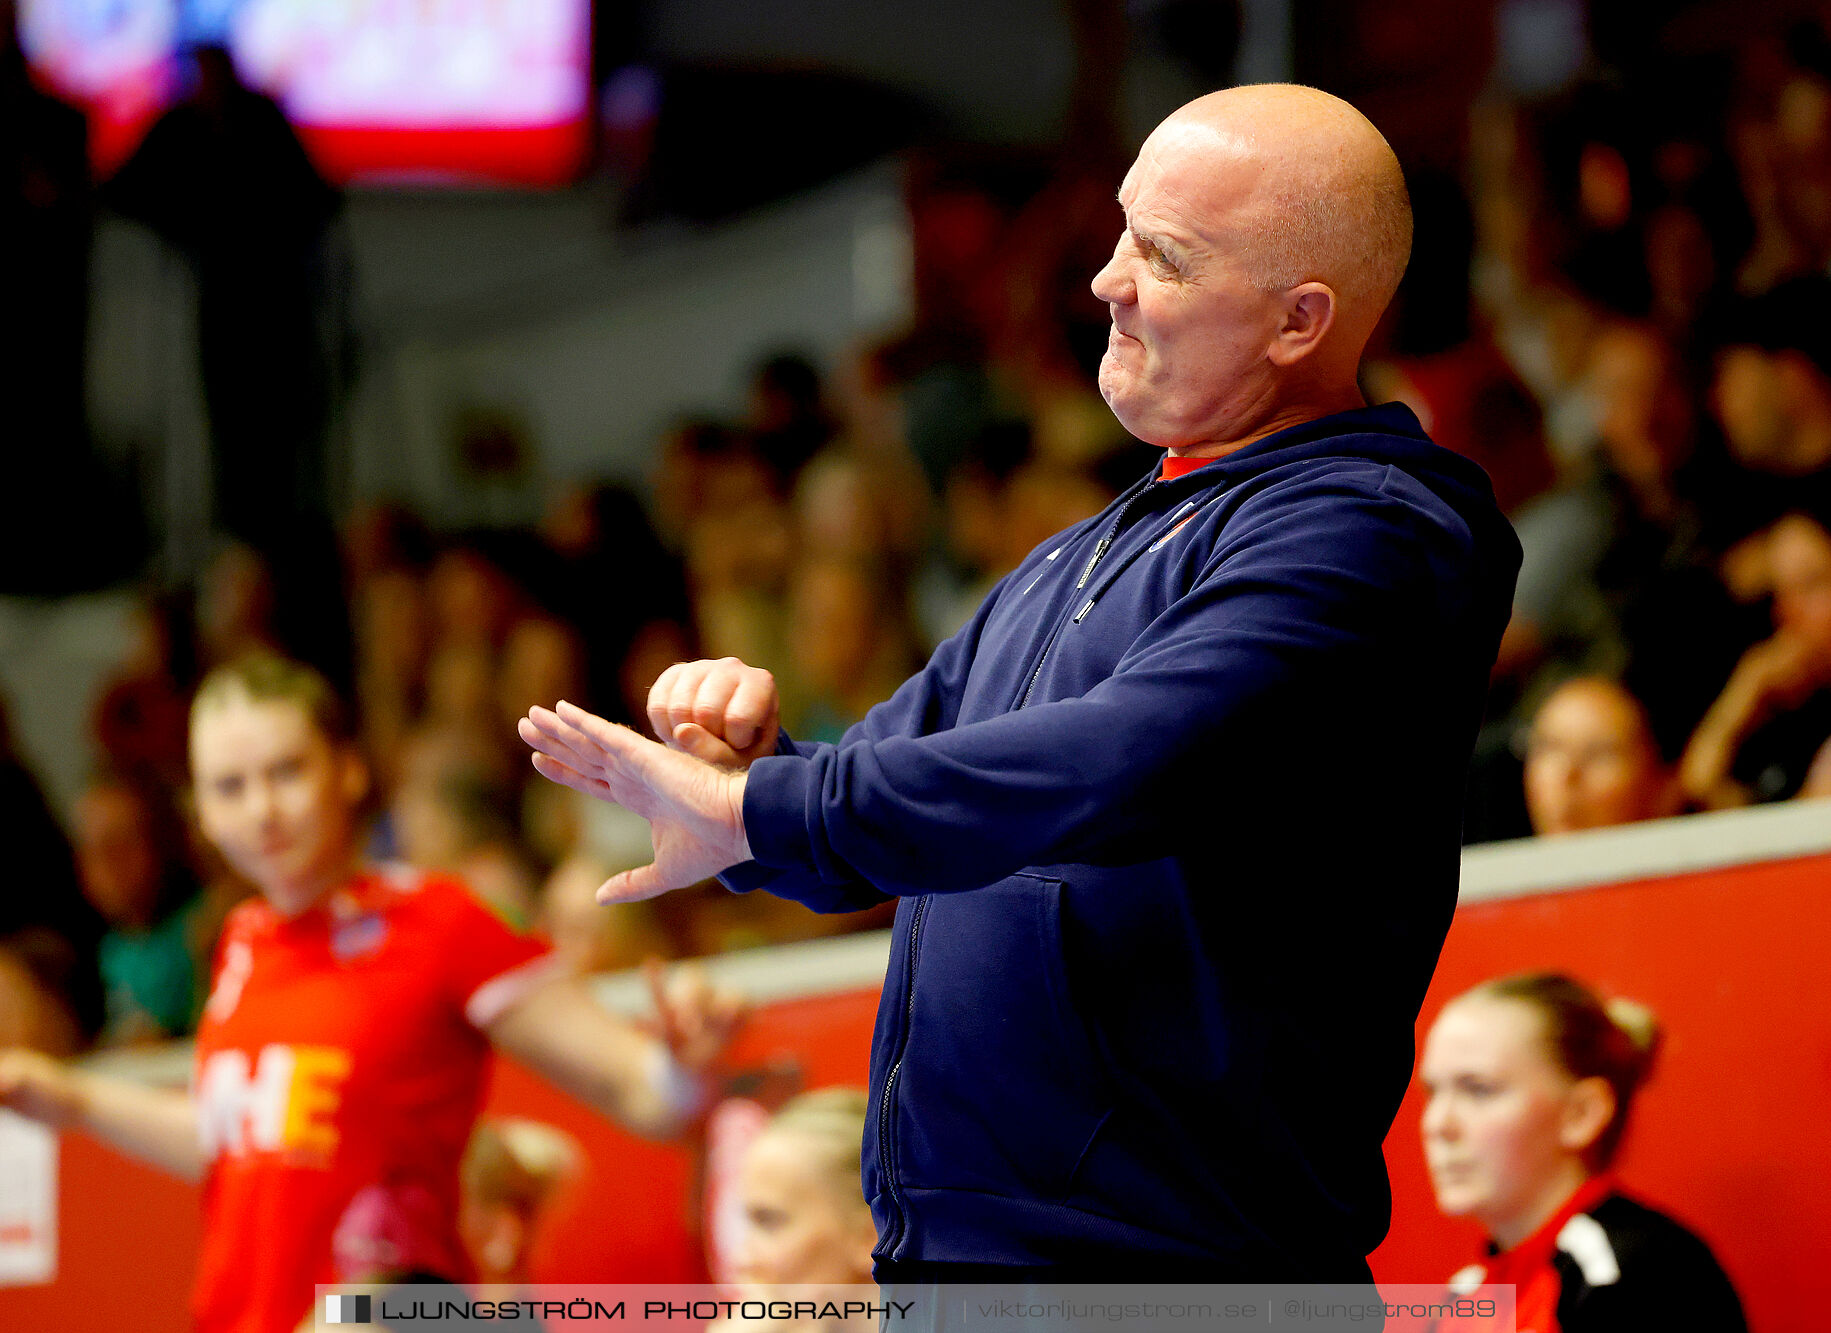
[715,567,1019,910]
[740,471,1485,899]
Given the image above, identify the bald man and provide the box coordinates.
[523,86,1521,1282]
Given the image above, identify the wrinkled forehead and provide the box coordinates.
[1120,116,1268,227]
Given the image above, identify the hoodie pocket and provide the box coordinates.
[891,871,1113,1200]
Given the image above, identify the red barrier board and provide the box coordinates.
[3,852,1823,1331]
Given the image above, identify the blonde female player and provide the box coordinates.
[0,654,741,1333]
[712,1088,880,1333]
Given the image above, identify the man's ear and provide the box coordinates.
[1268,283,1338,367]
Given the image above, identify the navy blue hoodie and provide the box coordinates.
[724,403,1521,1279]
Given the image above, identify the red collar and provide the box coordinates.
[1160,453,1221,481]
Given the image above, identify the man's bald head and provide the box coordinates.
[1092,84,1412,452]
[1159,85,1412,333]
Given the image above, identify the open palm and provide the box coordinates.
[519,700,752,902]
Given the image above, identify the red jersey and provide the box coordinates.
[190,865,552,1333]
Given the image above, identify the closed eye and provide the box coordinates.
[1129,223,1186,271]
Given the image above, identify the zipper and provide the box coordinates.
[1074,493,1215,624]
[1018,621,1063,709]
[877,892,928,1255]
[877,474,1205,1253]
[1017,483,1163,706]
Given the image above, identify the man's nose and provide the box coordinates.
[1091,245,1133,306]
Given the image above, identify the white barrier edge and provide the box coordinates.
[1458,798,1831,902]
[78,799,1831,1079]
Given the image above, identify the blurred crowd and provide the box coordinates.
[12,10,1831,1063]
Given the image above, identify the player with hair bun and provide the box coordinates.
[0,653,741,1333]
[1419,972,1747,1332]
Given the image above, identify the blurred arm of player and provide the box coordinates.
[0,1048,204,1180]
[484,959,744,1139]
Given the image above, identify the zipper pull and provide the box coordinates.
[1073,598,1096,624]
[1077,536,1112,589]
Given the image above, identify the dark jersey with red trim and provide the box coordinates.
[1437,1187,1748,1333]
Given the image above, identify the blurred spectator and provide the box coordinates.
[1734,23,1831,290]
[426,542,521,655]
[496,617,592,861]
[193,537,353,700]
[792,450,924,571]
[1466,106,1605,470]
[91,589,201,792]
[1505,323,1750,740]
[536,482,693,728]
[783,554,921,745]
[347,505,435,795]
[0,692,103,1041]
[1637,111,1751,363]
[0,944,80,1056]
[1708,274,1831,537]
[920,451,1113,647]
[540,852,674,977]
[104,42,340,547]
[496,619,586,746]
[1522,678,1678,837]
[102,43,350,689]
[353,572,430,794]
[2,22,143,594]
[917,420,1034,644]
[652,420,750,553]
[1800,734,1831,799]
[997,461,1115,570]
[71,775,213,1044]
[1420,973,1747,1332]
[422,642,503,753]
[683,471,795,669]
[392,752,541,929]
[1681,513,1831,807]
[1369,172,1555,516]
[1534,83,1658,319]
[749,353,837,493]
[197,541,282,667]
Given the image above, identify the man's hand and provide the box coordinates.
[519,700,751,902]
[647,658,780,769]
